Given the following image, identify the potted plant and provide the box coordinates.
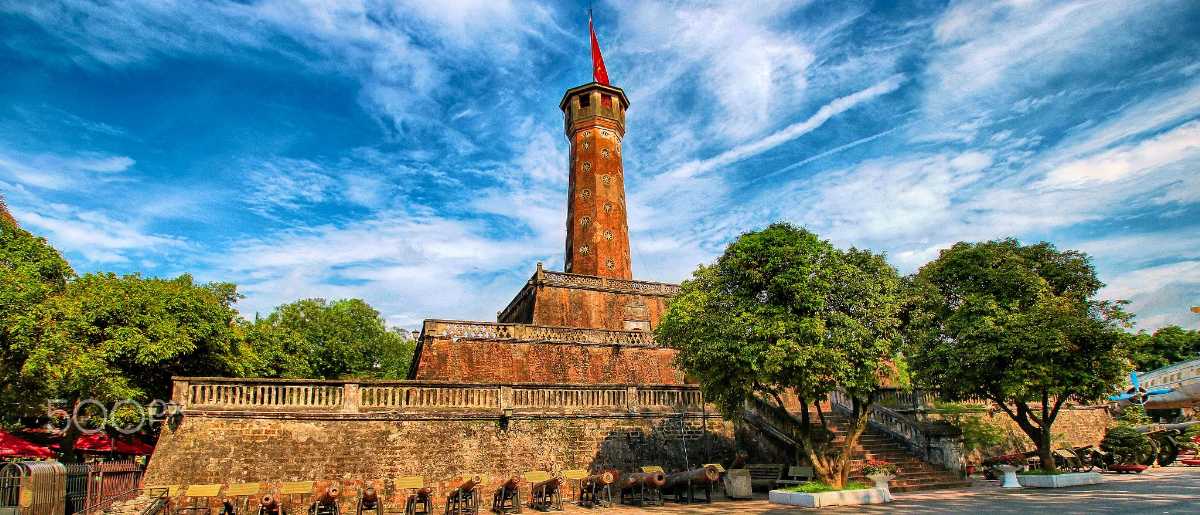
[1101,425,1154,473]
[862,459,898,489]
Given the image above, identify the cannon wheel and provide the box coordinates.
[1139,439,1161,467]
[1156,438,1179,467]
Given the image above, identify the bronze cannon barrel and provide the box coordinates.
[532,477,563,492]
[663,466,720,490]
[454,475,482,493]
[360,487,378,508]
[315,487,340,505]
[582,472,614,487]
[499,477,521,491]
[618,472,665,491]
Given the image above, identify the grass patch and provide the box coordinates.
[781,481,871,493]
[1017,469,1067,475]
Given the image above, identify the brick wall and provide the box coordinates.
[144,413,734,510]
[412,337,681,383]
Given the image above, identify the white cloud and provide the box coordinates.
[1039,121,1200,188]
[1102,260,1200,331]
[13,205,185,264]
[0,149,135,190]
[664,75,905,180]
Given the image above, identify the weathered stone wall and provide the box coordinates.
[412,337,680,383]
[933,405,1114,464]
[529,285,671,333]
[147,379,732,502]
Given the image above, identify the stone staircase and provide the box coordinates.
[746,398,970,492]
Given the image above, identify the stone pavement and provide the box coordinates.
[552,466,1200,514]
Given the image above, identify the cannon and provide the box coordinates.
[577,472,614,509]
[617,473,664,507]
[355,487,381,515]
[663,466,720,504]
[258,496,285,515]
[490,477,521,514]
[404,487,433,515]
[444,475,481,515]
[529,477,563,512]
[310,487,340,515]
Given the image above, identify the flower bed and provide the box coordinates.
[770,483,891,507]
[1017,471,1103,488]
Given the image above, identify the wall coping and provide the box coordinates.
[173,378,707,418]
[172,376,697,389]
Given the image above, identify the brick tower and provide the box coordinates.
[560,82,632,279]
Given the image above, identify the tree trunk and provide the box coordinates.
[1036,428,1056,472]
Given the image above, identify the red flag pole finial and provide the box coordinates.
[589,10,611,85]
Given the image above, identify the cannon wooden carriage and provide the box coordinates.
[444,475,481,515]
[575,472,613,509]
[525,473,562,512]
[490,477,521,514]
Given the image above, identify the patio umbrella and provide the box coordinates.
[72,433,155,455]
[0,430,53,459]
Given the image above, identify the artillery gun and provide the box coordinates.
[617,472,664,507]
[309,487,340,515]
[445,475,481,515]
[577,472,613,509]
[663,466,720,504]
[529,477,563,512]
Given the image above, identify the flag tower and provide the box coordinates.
[559,13,631,279]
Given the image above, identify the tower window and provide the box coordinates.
[579,94,590,107]
[601,95,613,108]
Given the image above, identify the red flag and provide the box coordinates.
[589,13,610,85]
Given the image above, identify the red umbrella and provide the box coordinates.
[72,433,154,455]
[0,430,53,459]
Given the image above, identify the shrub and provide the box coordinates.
[1101,425,1154,465]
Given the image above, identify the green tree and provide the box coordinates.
[657,224,902,488]
[243,298,413,379]
[905,239,1130,472]
[0,216,75,413]
[12,272,245,458]
[1129,326,1200,372]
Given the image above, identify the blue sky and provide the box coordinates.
[1,0,1197,331]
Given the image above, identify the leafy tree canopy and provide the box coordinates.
[1129,325,1199,372]
[906,239,1130,471]
[242,298,413,379]
[13,273,245,405]
[657,223,902,486]
[0,219,74,411]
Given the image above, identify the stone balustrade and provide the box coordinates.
[541,270,680,296]
[422,319,658,347]
[174,377,705,418]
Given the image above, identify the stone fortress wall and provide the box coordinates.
[144,377,735,504]
[410,320,681,383]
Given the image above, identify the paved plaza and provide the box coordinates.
[562,467,1200,514]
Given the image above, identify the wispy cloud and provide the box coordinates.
[0,148,135,190]
[663,75,905,180]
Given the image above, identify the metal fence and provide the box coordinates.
[0,461,66,515]
[0,460,144,515]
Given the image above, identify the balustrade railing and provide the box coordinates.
[177,378,704,416]
[829,389,964,473]
[423,320,658,347]
[541,270,680,296]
